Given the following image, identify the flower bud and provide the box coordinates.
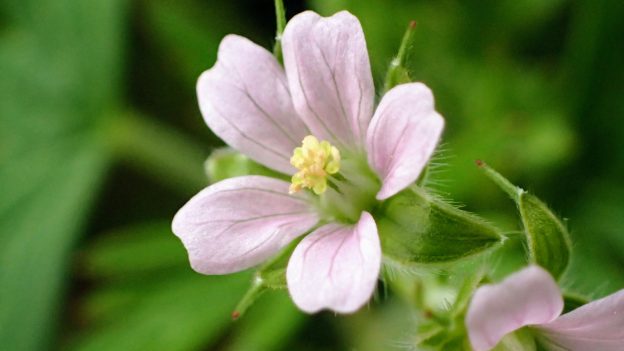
[383,20,418,93]
[477,161,572,279]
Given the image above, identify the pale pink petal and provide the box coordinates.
[466,266,563,351]
[367,83,444,200]
[197,35,309,174]
[282,11,375,151]
[536,289,624,351]
[172,176,318,274]
[286,212,380,313]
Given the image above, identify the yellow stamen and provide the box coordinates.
[289,135,341,195]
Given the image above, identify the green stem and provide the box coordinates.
[476,160,523,202]
[273,0,286,63]
[232,276,267,320]
[396,20,417,67]
[383,20,417,92]
[105,111,209,194]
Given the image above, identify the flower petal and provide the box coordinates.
[172,176,318,274]
[286,212,380,313]
[536,289,624,351]
[197,35,309,174]
[282,11,375,151]
[466,266,563,351]
[367,83,444,200]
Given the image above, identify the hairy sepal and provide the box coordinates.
[478,162,571,280]
[375,186,502,265]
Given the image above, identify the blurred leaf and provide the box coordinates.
[79,222,188,279]
[141,0,258,86]
[225,291,305,351]
[0,138,110,351]
[69,273,249,351]
[77,221,304,351]
[0,0,127,350]
[108,112,209,195]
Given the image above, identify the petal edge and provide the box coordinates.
[466,266,563,351]
[286,212,380,313]
[172,176,318,274]
[197,35,309,174]
[366,83,444,200]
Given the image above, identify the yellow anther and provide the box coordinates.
[289,135,341,195]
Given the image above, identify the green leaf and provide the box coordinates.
[142,0,257,86]
[0,138,110,351]
[478,161,572,279]
[108,112,208,195]
[69,273,250,351]
[0,0,127,350]
[79,222,188,279]
[376,186,502,265]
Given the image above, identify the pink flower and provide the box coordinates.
[172,10,444,313]
[466,265,624,350]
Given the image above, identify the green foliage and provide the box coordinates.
[0,0,127,349]
[70,223,306,351]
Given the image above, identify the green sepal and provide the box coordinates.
[383,20,417,93]
[562,292,589,313]
[232,238,301,319]
[204,148,285,183]
[478,161,572,279]
[375,186,503,265]
[492,328,537,351]
[384,66,411,92]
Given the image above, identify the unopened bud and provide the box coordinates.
[477,161,572,279]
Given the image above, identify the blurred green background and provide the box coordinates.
[1,0,623,350]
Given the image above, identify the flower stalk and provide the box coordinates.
[273,0,286,63]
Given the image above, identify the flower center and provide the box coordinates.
[289,135,341,195]
[289,135,380,223]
